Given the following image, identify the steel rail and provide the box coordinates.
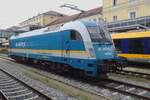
[0,55,111,100]
[114,70,150,80]
[96,78,150,100]
[0,90,8,100]
[0,67,52,100]
[1,55,150,99]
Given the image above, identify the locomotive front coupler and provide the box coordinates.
[114,57,128,71]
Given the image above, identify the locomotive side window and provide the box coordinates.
[70,31,76,40]
[128,38,144,54]
[70,30,82,41]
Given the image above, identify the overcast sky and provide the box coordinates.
[0,0,102,29]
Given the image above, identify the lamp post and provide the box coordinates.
[60,4,84,13]
[60,4,85,20]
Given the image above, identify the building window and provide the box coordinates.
[129,11,136,19]
[113,0,117,6]
[128,0,136,2]
[113,16,117,22]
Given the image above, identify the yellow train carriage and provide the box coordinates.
[0,47,7,51]
[111,30,150,63]
[0,45,8,54]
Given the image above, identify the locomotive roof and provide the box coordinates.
[10,21,97,40]
[10,27,50,39]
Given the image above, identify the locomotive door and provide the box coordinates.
[62,31,70,62]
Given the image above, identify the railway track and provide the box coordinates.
[95,79,150,100]
[0,56,111,100]
[0,67,51,100]
[1,55,150,99]
[113,70,150,80]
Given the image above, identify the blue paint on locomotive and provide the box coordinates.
[92,43,115,60]
[11,31,64,50]
[9,21,118,77]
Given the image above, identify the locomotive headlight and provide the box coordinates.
[105,52,112,56]
[102,47,112,51]
[89,48,95,57]
[98,48,101,51]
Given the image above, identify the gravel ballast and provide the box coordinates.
[0,56,147,100]
[0,59,76,100]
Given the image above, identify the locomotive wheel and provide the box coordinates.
[62,65,70,72]
[33,60,38,64]
[56,63,62,74]
[71,69,85,79]
[27,58,33,65]
[15,59,21,62]
[71,69,78,78]
[47,62,55,71]
[78,70,85,79]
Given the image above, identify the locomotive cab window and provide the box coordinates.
[87,26,103,41]
[87,25,112,44]
[70,30,82,41]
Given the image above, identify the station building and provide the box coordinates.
[0,29,14,47]
[19,11,67,27]
[103,0,150,33]
[0,27,26,47]
[103,0,150,22]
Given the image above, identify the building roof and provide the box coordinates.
[43,11,67,17]
[0,29,5,32]
[107,15,150,32]
[20,11,68,24]
[6,26,20,31]
[0,26,26,33]
[47,7,102,26]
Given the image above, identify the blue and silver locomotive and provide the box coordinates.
[9,21,122,77]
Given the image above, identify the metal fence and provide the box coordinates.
[107,15,150,32]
